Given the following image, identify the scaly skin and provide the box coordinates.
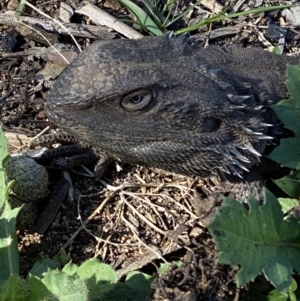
[45,35,300,178]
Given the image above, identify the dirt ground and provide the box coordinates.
[1,0,299,300]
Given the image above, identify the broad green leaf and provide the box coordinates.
[272,65,300,136]
[0,128,20,281]
[268,138,300,170]
[118,0,163,36]
[274,171,300,198]
[269,65,300,169]
[208,189,300,293]
[27,270,88,301]
[272,106,300,138]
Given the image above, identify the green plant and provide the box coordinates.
[0,131,152,301]
[208,65,300,294]
[117,0,296,36]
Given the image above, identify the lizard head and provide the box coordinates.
[46,35,293,178]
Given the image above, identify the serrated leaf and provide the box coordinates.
[29,258,60,278]
[0,128,20,281]
[272,104,300,137]
[268,138,300,170]
[27,270,88,301]
[274,171,300,198]
[280,65,300,108]
[0,274,28,301]
[208,189,300,293]
[76,258,118,298]
[118,0,163,36]
[125,271,152,295]
[62,261,79,276]
[269,65,300,169]
[102,271,152,301]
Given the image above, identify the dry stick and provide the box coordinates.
[61,191,117,250]
[232,0,247,13]
[122,216,168,263]
[62,189,138,251]
[0,14,114,39]
[123,191,198,219]
[7,126,50,152]
[76,1,144,39]
[201,0,223,13]
[116,238,187,278]
[142,195,170,230]
[204,0,217,47]
[122,193,167,236]
[23,0,82,52]
[20,22,70,64]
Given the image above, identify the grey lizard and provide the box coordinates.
[44,35,300,179]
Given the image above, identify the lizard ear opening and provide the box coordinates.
[202,117,221,133]
[121,89,153,112]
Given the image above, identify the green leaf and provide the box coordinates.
[277,198,299,214]
[159,262,171,275]
[103,271,152,301]
[0,274,28,301]
[62,261,79,277]
[268,138,300,170]
[159,261,182,275]
[268,278,298,301]
[289,277,297,291]
[29,258,60,278]
[139,0,164,28]
[54,249,71,266]
[272,65,300,136]
[118,0,163,36]
[125,271,152,295]
[269,65,300,169]
[274,171,300,198]
[76,258,118,297]
[208,189,300,293]
[27,270,88,301]
[268,289,288,301]
[0,128,20,281]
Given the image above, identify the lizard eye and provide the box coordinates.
[121,90,153,112]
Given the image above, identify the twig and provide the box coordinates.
[76,1,143,39]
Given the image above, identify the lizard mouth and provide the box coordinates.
[44,102,70,128]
